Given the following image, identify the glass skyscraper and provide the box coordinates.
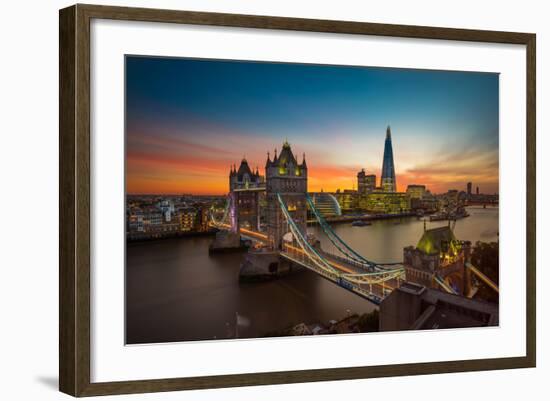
[381,126,396,192]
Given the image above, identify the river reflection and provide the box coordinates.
[126,206,498,344]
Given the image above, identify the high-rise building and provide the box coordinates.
[381,126,397,192]
[334,190,358,212]
[467,182,472,195]
[358,192,410,214]
[357,168,376,195]
[406,184,426,200]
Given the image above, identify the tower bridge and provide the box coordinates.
[210,138,498,304]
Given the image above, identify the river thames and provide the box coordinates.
[126,206,498,344]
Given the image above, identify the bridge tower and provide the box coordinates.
[229,158,264,232]
[265,140,308,250]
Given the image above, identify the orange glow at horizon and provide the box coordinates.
[126,135,498,195]
[125,56,500,197]
[127,164,499,195]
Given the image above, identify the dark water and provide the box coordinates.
[314,206,499,263]
[126,206,498,344]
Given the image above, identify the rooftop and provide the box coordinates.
[267,140,306,169]
[399,282,426,295]
[383,284,499,330]
[416,226,458,255]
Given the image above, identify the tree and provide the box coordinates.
[471,241,499,303]
[357,309,379,332]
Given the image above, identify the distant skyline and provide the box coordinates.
[126,56,499,195]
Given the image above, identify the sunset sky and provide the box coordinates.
[126,56,499,195]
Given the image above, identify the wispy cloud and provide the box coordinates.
[125,57,499,195]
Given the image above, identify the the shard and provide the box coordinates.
[381,125,396,192]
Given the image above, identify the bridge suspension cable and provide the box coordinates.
[276,193,338,276]
[434,274,459,295]
[306,194,377,268]
[305,194,403,273]
[209,196,230,227]
[277,193,403,286]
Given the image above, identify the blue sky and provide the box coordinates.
[126,56,499,195]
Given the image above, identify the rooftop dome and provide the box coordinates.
[416,226,459,256]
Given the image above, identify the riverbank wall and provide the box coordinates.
[209,230,247,253]
[307,212,416,226]
[127,229,217,243]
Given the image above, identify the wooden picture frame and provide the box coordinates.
[59,3,536,397]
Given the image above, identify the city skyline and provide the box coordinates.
[126,56,499,195]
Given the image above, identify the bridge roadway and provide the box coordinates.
[212,225,498,301]
[213,224,402,303]
[280,244,393,304]
[320,250,401,293]
[213,223,269,242]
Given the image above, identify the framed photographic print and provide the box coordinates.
[59,4,536,397]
